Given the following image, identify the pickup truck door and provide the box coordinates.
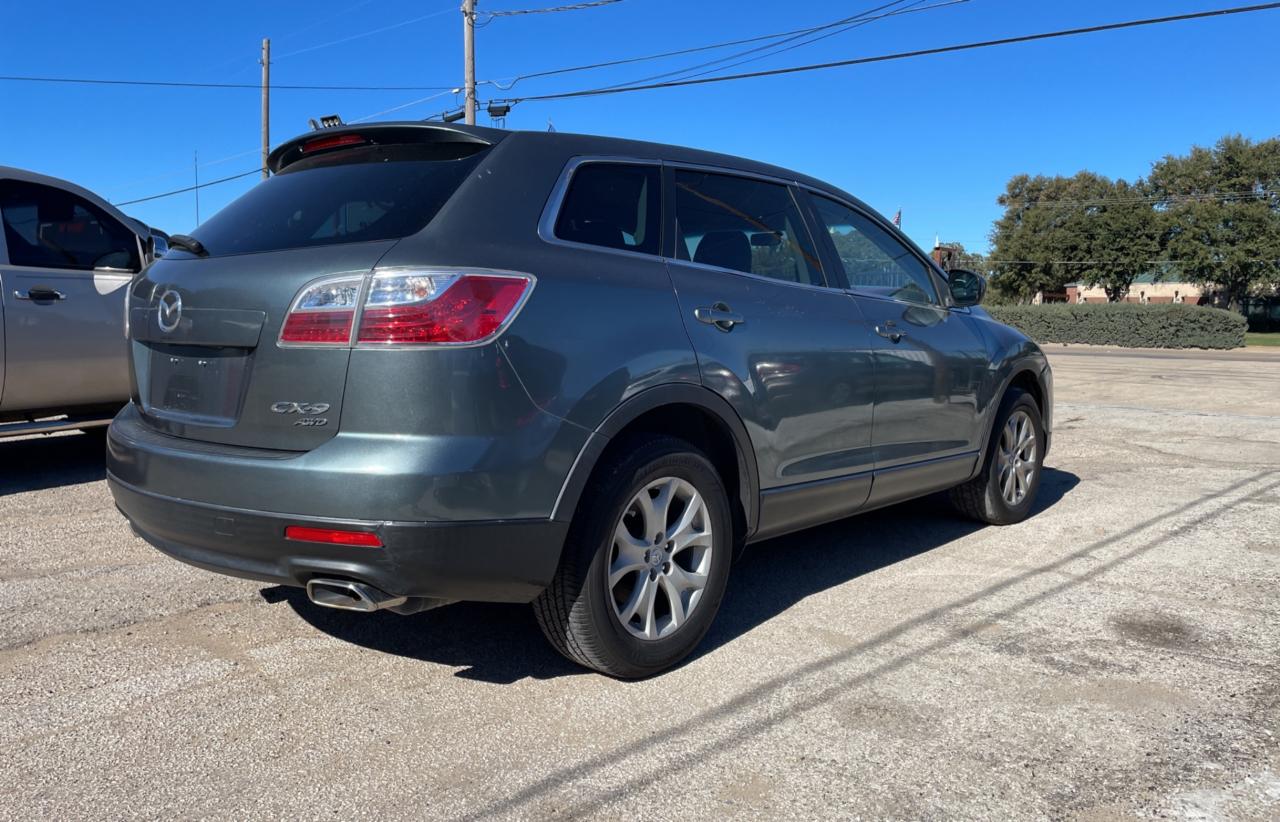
[0,178,138,412]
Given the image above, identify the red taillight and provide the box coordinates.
[285,525,382,547]
[357,273,532,345]
[279,275,364,346]
[301,133,366,154]
[280,270,532,348]
[280,310,353,344]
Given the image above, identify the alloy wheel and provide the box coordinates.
[997,409,1037,506]
[607,476,713,641]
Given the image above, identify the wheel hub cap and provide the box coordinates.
[607,476,713,641]
[997,409,1037,506]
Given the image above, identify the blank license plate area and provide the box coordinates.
[146,345,249,426]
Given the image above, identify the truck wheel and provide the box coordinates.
[534,436,732,678]
[950,388,1045,526]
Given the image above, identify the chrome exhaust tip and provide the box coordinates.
[305,578,408,613]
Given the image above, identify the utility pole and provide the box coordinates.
[193,150,201,225]
[261,38,271,179]
[462,0,477,124]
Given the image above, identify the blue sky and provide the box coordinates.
[2,0,1276,253]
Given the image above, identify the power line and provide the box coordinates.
[0,74,451,91]
[482,0,957,90]
[484,0,623,18]
[107,90,459,202]
[496,3,1280,104]
[641,1,960,89]
[593,0,941,92]
[113,169,262,207]
[350,89,458,123]
[113,3,1280,210]
[1000,190,1279,208]
[272,7,456,61]
[107,148,262,194]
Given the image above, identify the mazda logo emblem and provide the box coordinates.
[157,289,182,333]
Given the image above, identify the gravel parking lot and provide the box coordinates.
[2,346,1278,820]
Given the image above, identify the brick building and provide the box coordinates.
[1064,274,1205,305]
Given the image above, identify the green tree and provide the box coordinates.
[1147,135,1280,309]
[989,172,1107,302]
[1077,179,1161,302]
[989,172,1157,303]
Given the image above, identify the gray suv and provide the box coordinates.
[108,123,1052,677]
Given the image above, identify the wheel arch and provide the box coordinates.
[552,384,760,545]
[971,364,1050,479]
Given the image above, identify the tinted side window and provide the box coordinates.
[554,163,660,255]
[0,180,140,271]
[812,195,939,305]
[674,170,823,286]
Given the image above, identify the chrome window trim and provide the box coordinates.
[537,156,666,262]
[665,256,840,296]
[664,159,799,189]
[538,155,831,286]
[803,186,947,308]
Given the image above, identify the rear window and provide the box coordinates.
[187,142,487,257]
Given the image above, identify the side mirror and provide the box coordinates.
[948,269,987,307]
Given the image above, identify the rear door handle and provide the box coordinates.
[15,287,67,301]
[694,304,744,332]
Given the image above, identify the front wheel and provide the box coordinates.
[533,436,732,678]
[950,388,1045,525]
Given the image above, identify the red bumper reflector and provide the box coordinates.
[285,526,382,548]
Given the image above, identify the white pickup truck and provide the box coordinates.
[0,166,158,438]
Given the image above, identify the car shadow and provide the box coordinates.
[276,467,1080,683]
[0,431,107,496]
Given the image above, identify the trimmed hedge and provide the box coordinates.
[985,303,1247,350]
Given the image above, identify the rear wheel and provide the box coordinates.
[950,388,1044,525]
[534,436,732,678]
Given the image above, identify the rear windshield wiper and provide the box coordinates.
[168,234,209,257]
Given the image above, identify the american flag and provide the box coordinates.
[892,208,902,228]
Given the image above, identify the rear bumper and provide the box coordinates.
[108,472,567,603]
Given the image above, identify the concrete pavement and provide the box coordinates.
[1,348,1277,820]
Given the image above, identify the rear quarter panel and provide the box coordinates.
[387,137,702,433]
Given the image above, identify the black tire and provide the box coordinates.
[533,435,733,678]
[950,388,1045,525]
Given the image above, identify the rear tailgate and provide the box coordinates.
[127,125,494,451]
[130,242,396,451]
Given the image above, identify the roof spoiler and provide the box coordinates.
[268,123,501,174]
